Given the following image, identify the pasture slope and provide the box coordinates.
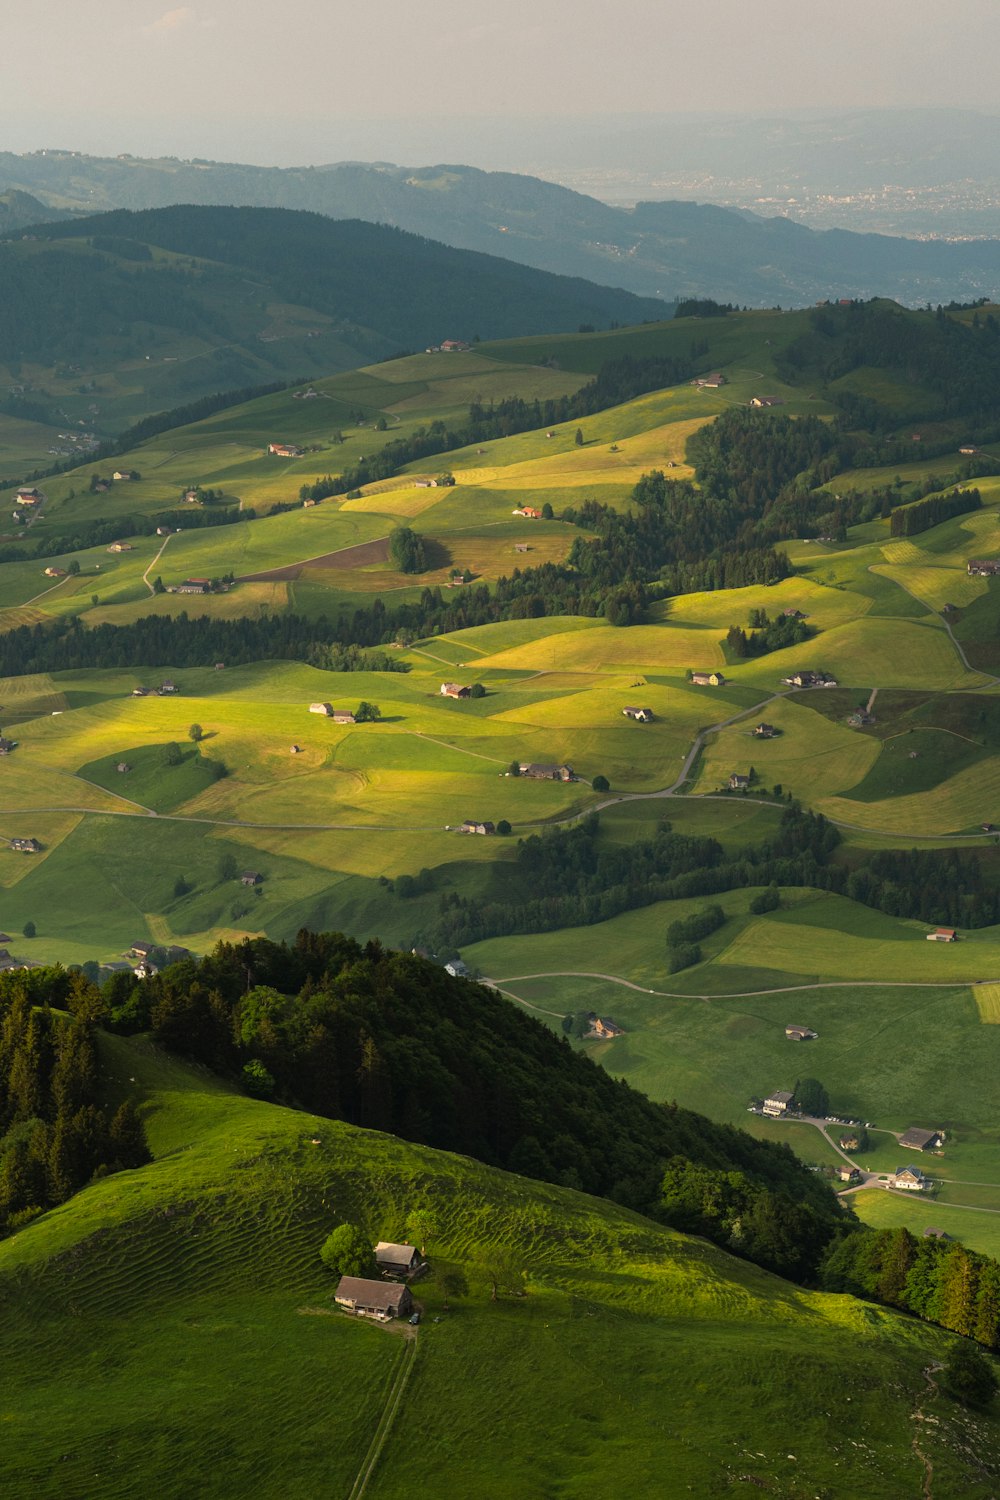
[6,309,1000,1261]
[1,1030,996,1499]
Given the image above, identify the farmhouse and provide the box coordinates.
[518,763,575,781]
[848,709,874,728]
[111,471,132,482]
[622,706,654,722]
[763,1090,794,1117]
[183,490,199,503]
[785,1025,818,1041]
[512,506,542,519]
[130,941,155,958]
[693,372,727,388]
[309,702,334,716]
[267,443,303,458]
[967,560,1000,576]
[116,761,131,774]
[156,526,173,536]
[0,737,17,755]
[781,670,838,688]
[241,871,262,887]
[926,928,957,943]
[892,1166,929,1191]
[898,1127,944,1151]
[176,581,208,595]
[10,837,40,853]
[334,1276,413,1321]
[107,541,133,553]
[753,723,776,738]
[514,543,530,553]
[750,396,783,407]
[959,445,980,456]
[332,710,356,724]
[445,959,469,977]
[43,566,67,578]
[588,1015,626,1039]
[374,1242,421,1277]
[15,487,42,503]
[440,683,471,699]
[728,773,750,790]
[836,1164,861,1183]
[290,744,302,755]
[159,680,177,695]
[923,1227,951,1240]
[131,686,150,697]
[461,820,495,835]
[690,671,726,687]
[839,1134,860,1152]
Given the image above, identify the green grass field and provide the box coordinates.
[1,1031,995,1499]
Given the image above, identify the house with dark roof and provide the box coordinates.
[461,819,495,835]
[10,837,40,853]
[690,670,726,687]
[752,723,776,738]
[728,773,750,790]
[836,1163,861,1183]
[622,707,654,722]
[374,1242,421,1277]
[892,1166,929,1191]
[785,1025,817,1041]
[334,1276,413,1320]
[241,871,262,887]
[898,1127,944,1151]
[763,1090,794,1117]
[440,683,471,699]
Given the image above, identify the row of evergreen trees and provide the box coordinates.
[0,979,150,1230]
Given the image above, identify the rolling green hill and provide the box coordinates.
[2,1027,997,1498]
[0,205,666,469]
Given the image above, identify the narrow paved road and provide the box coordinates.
[487,970,986,1001]
[142,532,174,595]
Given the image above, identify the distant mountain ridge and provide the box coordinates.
[3,150,1000,303]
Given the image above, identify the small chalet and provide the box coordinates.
[693,372,727,388]
[439,339,469,352]
[156,526,173,536]
[116,761,131,774]
[267,443,303,458]
[752,723,776,738]
[588,1015,626,1039]
[303,498,317,507]
[309,702,333,716]
[130,941,155,958]
[839,1134,860,1152]
[785,1024,817,1041]
[241,871,262,887]
[43,566,67,578]
[374,1242,421,1277]
[461,820,495,835]
[690,670,726,687]
[967,560,1000,577]
[514,543,529,553]
[112,471,132,482]
[923,1227,951,1240]
[898,1127,944,1152]
[622,706,654,722]
[107,541,133,553]
[836,1163,861,1183]
[511,506,542,519]
[214,662,225,671]
[332,710,356,724]
[445,959,469,978]
[159,680,177,695]
[763,1090,794,1117]
[518,763,574,781]
[848,709,874,728]
[440,683,471,699]
[959,445,980,456]
[892,1166,929,1191]
[728,773,750,790]
[0,737,17,755]
[334,1276,413,1321]
[290,744,302,755]
[926,928,957,943]
[10,837,40,854]
[781,670,837,688]
[750,395,783,407]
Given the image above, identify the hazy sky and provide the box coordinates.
[2,0,1000,165]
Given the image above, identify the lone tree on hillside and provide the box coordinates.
[943,1341,998,1408]
[22,921,35,939]
[575,428,584,446]
[389,525,427,574]
[188,723,203,742]
[355,701,381,722]
[794,1078,830,1117]
[320,1222,376,1279]
[592,774,610,793]
[163,742,182,766]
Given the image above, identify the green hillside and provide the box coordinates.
[0,204,666,471]
[2,1029,996,1498]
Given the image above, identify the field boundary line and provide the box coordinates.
[410,731,508,766]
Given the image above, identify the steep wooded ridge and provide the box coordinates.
[0,205,665,423]
[4,151,1000,302]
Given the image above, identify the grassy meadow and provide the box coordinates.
[1,1031,995,1499]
